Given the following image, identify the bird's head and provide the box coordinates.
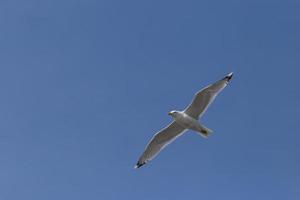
[168,110,180,117]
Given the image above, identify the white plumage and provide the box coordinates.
[135,72,233,169]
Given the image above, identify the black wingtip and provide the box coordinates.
[224,72,233,81]
[134,161,145,169]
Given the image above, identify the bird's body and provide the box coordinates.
[168,111,211,138]
[169,111,196,128]
[135,72,233,169]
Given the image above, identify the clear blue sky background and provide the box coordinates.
[0,0,299,199]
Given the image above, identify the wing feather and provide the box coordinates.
[135,122,186,168]
[184,72,233,119]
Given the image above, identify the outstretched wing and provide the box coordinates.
[184,72,233,119]
[135,122,186,168]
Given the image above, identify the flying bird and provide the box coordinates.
[135,72,233,169]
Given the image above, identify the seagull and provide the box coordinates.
[135,72,233,169]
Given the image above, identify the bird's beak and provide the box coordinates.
[168,112,171,115]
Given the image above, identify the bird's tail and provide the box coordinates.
[195,124,213,138]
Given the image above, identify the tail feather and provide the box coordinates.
[195,124,213,138]
[199,128,212,138]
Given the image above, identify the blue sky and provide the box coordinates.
[0,0,299,199]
